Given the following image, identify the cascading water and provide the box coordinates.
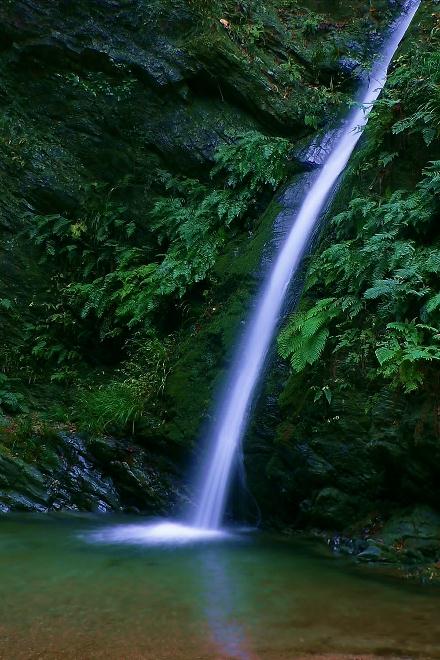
[89,1,419,546]
[193,0,420,531]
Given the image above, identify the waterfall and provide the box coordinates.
[193,1,420,530]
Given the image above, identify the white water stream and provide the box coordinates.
[90,2,420,546]
[192,0,420,531]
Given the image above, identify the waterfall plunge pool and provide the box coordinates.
[0,514,439,659]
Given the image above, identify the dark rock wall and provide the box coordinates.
[243,1,440,542]
[0,0,406,515]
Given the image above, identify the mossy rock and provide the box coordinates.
[309,486,358,529]
[0,451,49,511]
[380,507,440,558]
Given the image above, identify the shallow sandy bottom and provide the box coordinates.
[0,515,439,660]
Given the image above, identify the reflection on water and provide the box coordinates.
[199,548,255,660]
[84,518,255,658]
[86,518,254,658]
[0,515,439,659]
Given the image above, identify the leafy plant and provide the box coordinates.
[0,413,60,464]
[279,298,339,372]
[75,336,175,435]
[279,157,440,391]
[24,131,292,377]
[375,323,440,393]
[0,374,26,414]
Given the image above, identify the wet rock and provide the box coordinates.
[334,507,440,570]
[88,436,185,514]
[0,433,185,514]
[309,487,358,529]
[357,544,384,561]
[295,444,336,483]
[337,56,363,78]
[329,535,368,556]
[379,506,440,560]
[0,453,49,511]
[44,433,121,512]
[0,2,197,88]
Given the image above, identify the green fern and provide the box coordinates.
[375,323,440,392]
[279,298,339,372]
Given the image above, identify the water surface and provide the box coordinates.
[0,515,439,659]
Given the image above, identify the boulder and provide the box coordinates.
[309,487,357,529]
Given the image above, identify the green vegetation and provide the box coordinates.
[3,0,380,445]
[75,336,175,434]
[279,16,440,395]
[3,0,440,547]
[248,3,440,529]
[22,133,289,351]
[279,161,440,391]
[0,0,387,433]
[186,0,390,128]
[3,131,292,421]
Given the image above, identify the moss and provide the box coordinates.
[254,1,440,530]
[165,195,282,445]
[0,0,410,514]
[0,414,62,468]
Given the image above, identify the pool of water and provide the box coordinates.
[0,515,439,659]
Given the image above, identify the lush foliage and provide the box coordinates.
[76,336,175,435]
[3,0,380,450]
[241,12,440,528]
[279,162,440,392]
[187,0,385,128]
[0,374,26,414]
[20,131,291,382]
[279,20,440,398]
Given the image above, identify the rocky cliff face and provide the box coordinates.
[242,1,440,580]
[0,431,184,513]
[0,0,416,522]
